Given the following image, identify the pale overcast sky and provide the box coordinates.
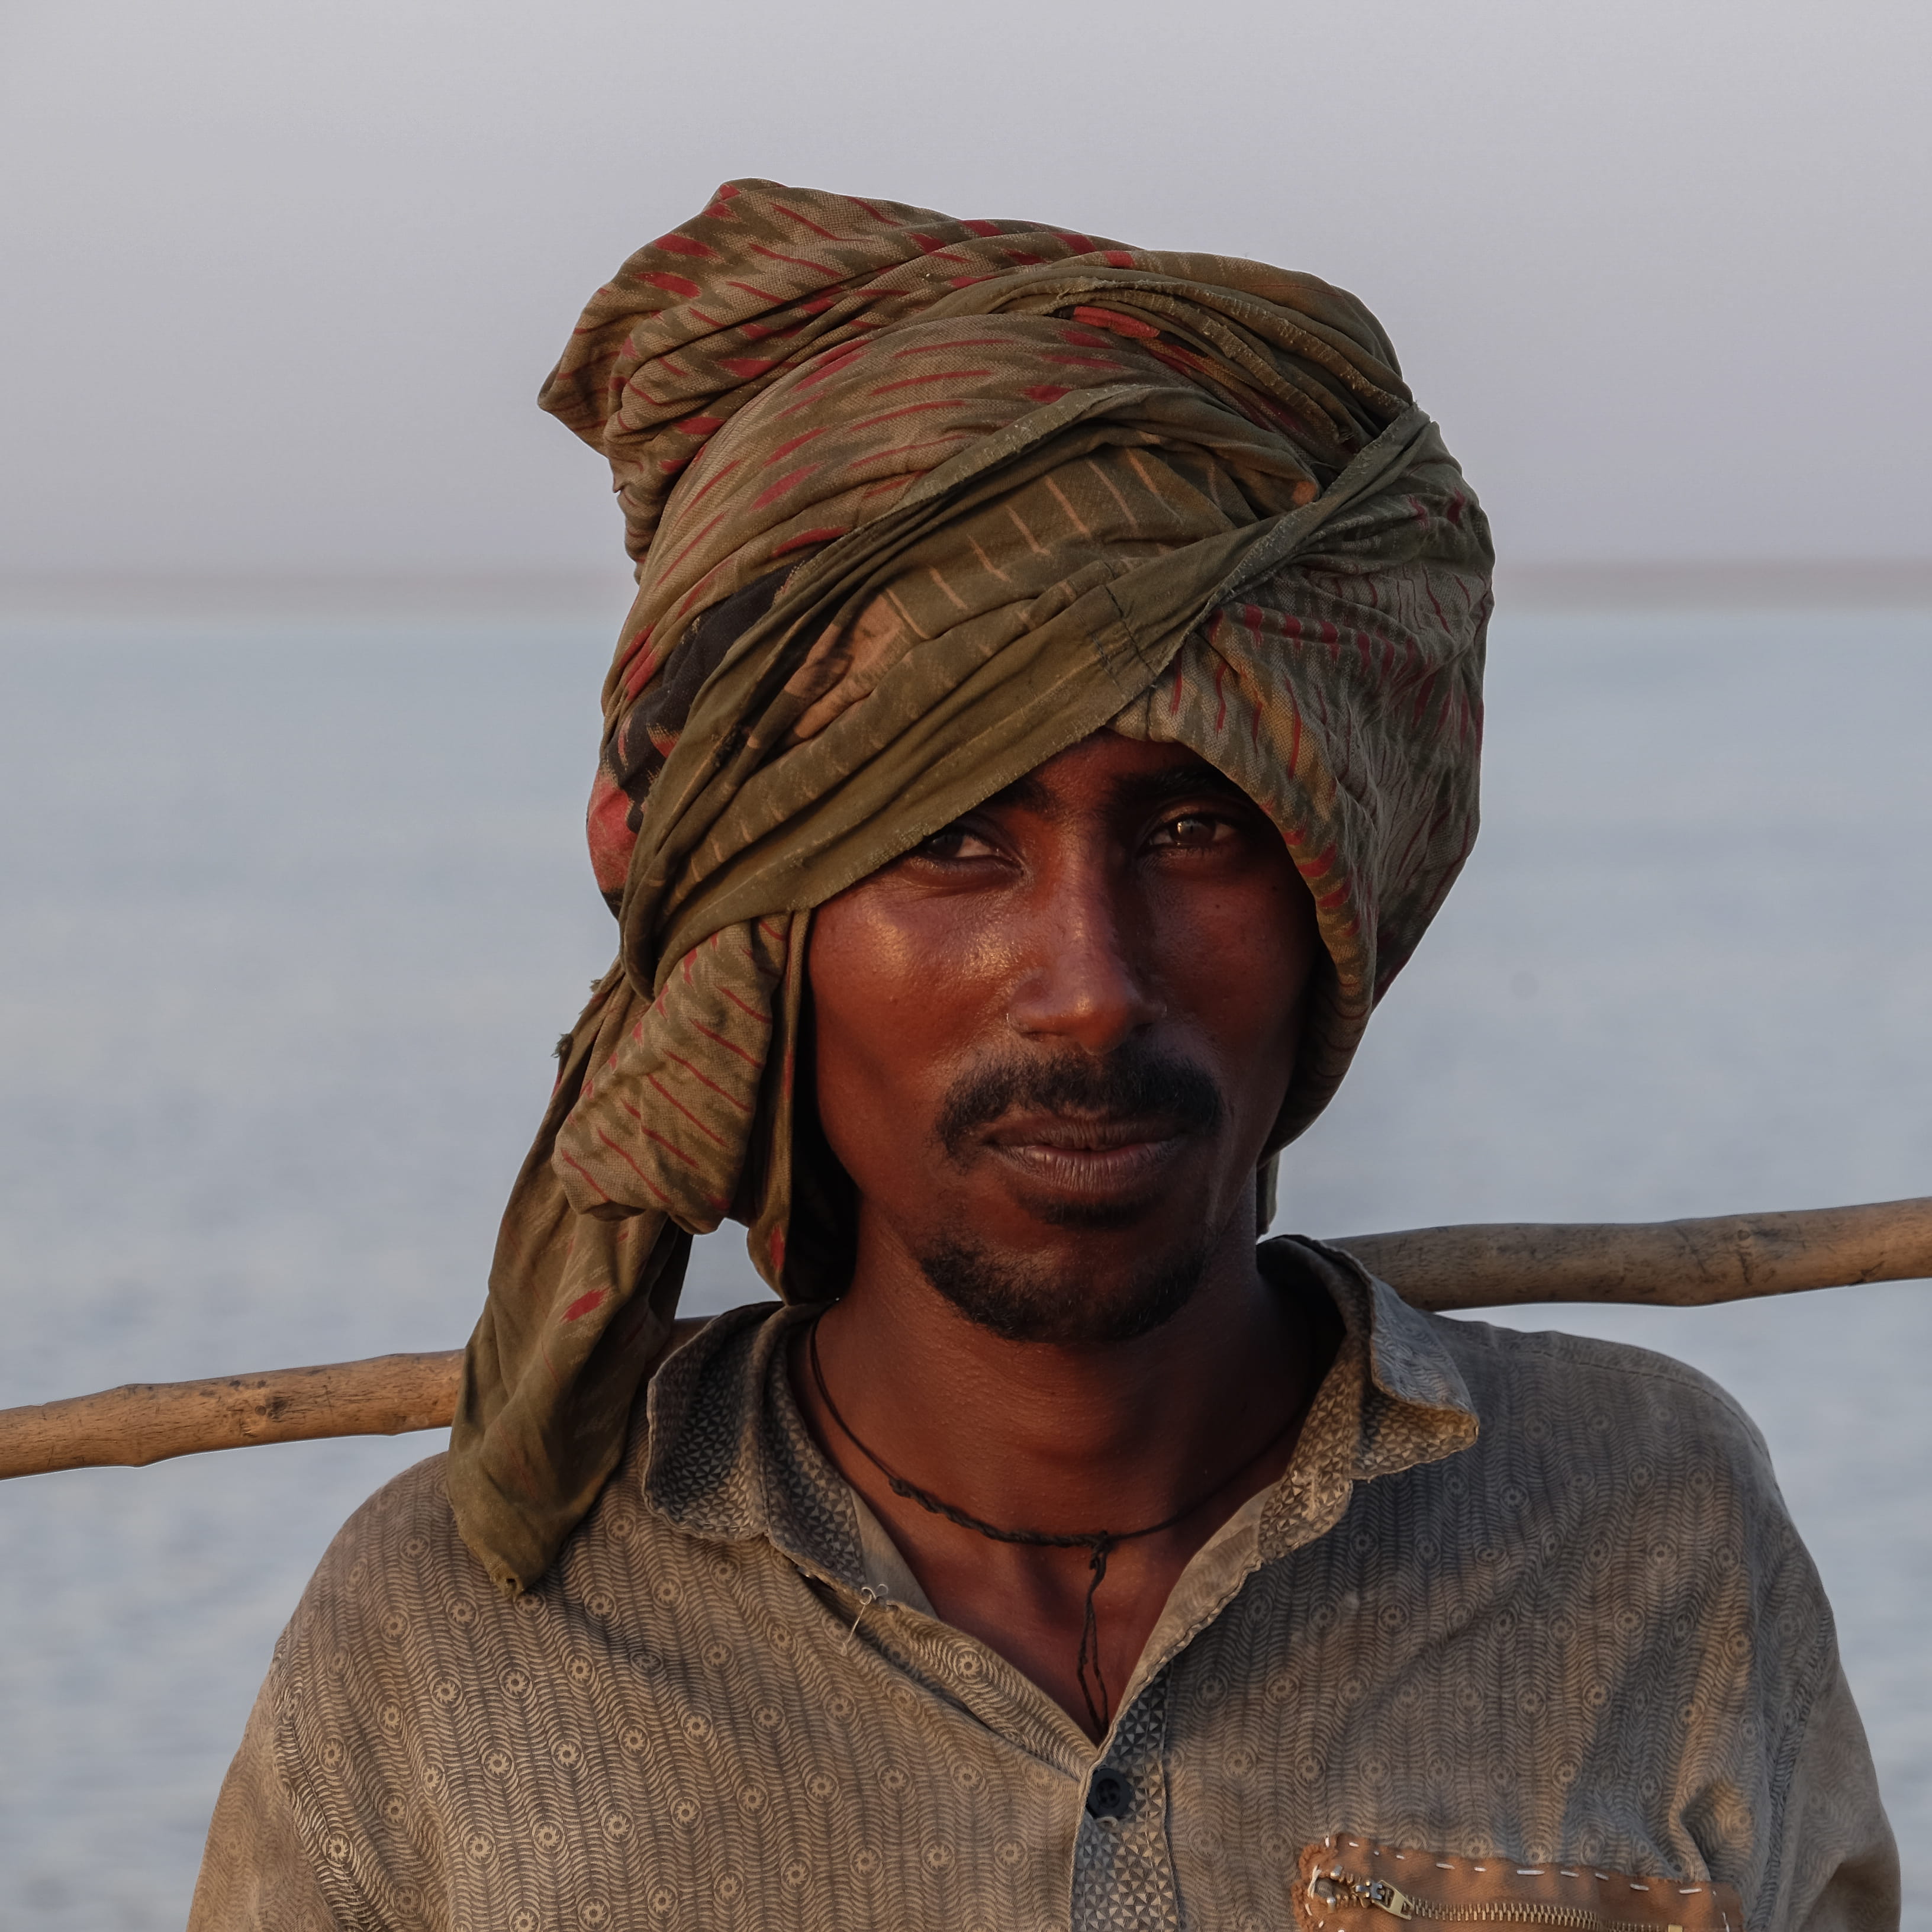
[2,0,1927,580]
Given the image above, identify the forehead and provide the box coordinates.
[977,732,1252,819]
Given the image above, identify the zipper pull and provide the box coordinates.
[1309,1875,1419,1920]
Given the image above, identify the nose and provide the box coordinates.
[1002,862,1164,1055]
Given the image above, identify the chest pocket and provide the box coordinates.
[1296,1837,1744,1932]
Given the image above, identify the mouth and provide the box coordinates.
[979,1110,1196,1200]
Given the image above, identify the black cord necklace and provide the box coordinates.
[806,1316,1303,1733]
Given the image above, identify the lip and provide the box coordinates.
[979,1111,1195,1200]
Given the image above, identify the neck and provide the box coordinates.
[790,1193,1329,1740]
[803,1198,1309,1535]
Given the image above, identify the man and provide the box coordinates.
[190,182,1896,1930]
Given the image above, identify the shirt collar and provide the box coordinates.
[637,1237,1479,1591]
[1248,1235,1477,1563]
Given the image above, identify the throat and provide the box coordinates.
[797,1279,1325,1737]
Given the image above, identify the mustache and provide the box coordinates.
[933,1041,1226,1158]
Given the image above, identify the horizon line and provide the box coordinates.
[2,558,1929,620]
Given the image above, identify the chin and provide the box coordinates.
[916,1226,1215,1347]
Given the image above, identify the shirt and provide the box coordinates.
[188,1238,1898,1931]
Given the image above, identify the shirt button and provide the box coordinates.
[1086,1767,1133,1820]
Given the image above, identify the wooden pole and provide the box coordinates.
[0,1319,710,1483]
[1337,1194,1932,1312]
[0,1350,465,1482]
[2,1200,1926,1482]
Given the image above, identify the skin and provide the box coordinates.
[794,729,1332,1740]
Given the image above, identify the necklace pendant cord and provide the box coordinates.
[1076,1535,1116,1731]
[806,1316,1300,1737]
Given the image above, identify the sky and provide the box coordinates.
[2,0,1928,582]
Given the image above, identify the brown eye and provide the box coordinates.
[1154,813,1231,849]
[912,823,997,862]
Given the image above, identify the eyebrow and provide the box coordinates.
[1107,759,1251,814]
[977,757,1251,820]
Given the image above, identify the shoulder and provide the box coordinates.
[227,1453,487,1915]
[257,1435,675,1864]
[243,1394,779,1918]
[282,1411,664,1663]
[1432,1312,1778,1471]
[282,1448,476,1642]
[276,1382,710,1690]
[264,1448,504,1754]
[1283,1226,1793,1525]
[1415,1311,1826,1617]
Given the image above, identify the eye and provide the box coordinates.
[1149,811,1238,851]
[911,822,999,863]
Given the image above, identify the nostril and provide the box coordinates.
[1002,942,1165,1049]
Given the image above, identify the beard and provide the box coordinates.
[916,1038,1229,1345]
[917,1225,1218,1345]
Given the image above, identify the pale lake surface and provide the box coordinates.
[1,605,1927,1926]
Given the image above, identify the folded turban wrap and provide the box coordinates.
[449,180,1493,1595]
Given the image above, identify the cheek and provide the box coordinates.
[1149,870,1318,1084]
[806,890,999,1171]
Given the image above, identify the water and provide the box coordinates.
[0,606,1926,1924]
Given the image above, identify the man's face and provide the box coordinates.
[808,732,1319,1344]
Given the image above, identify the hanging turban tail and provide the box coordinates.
[449,180,1493,1595]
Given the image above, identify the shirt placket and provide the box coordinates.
[1070,1675,1180,1931]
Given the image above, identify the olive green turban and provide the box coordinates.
[450,179,1492,1594]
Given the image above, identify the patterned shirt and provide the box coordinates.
[189,1239,1898,1930]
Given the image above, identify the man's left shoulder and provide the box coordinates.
[1421,1309,1789,1524]
[1364,1307,1845,1711]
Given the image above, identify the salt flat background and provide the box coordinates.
[0,606,1925,1925]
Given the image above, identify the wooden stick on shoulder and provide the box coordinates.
[0,1318,713,1483]
[0,1350,465,1483]
[1,1201,1926,1482]
[1344,1194,1932,1312]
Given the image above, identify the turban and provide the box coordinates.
[449,180,1493,1594]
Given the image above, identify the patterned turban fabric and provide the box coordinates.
[449,180,1493,1595]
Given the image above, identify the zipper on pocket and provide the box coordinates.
[1310,1875,1421,1919]
[1308,1870,1683,1932]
